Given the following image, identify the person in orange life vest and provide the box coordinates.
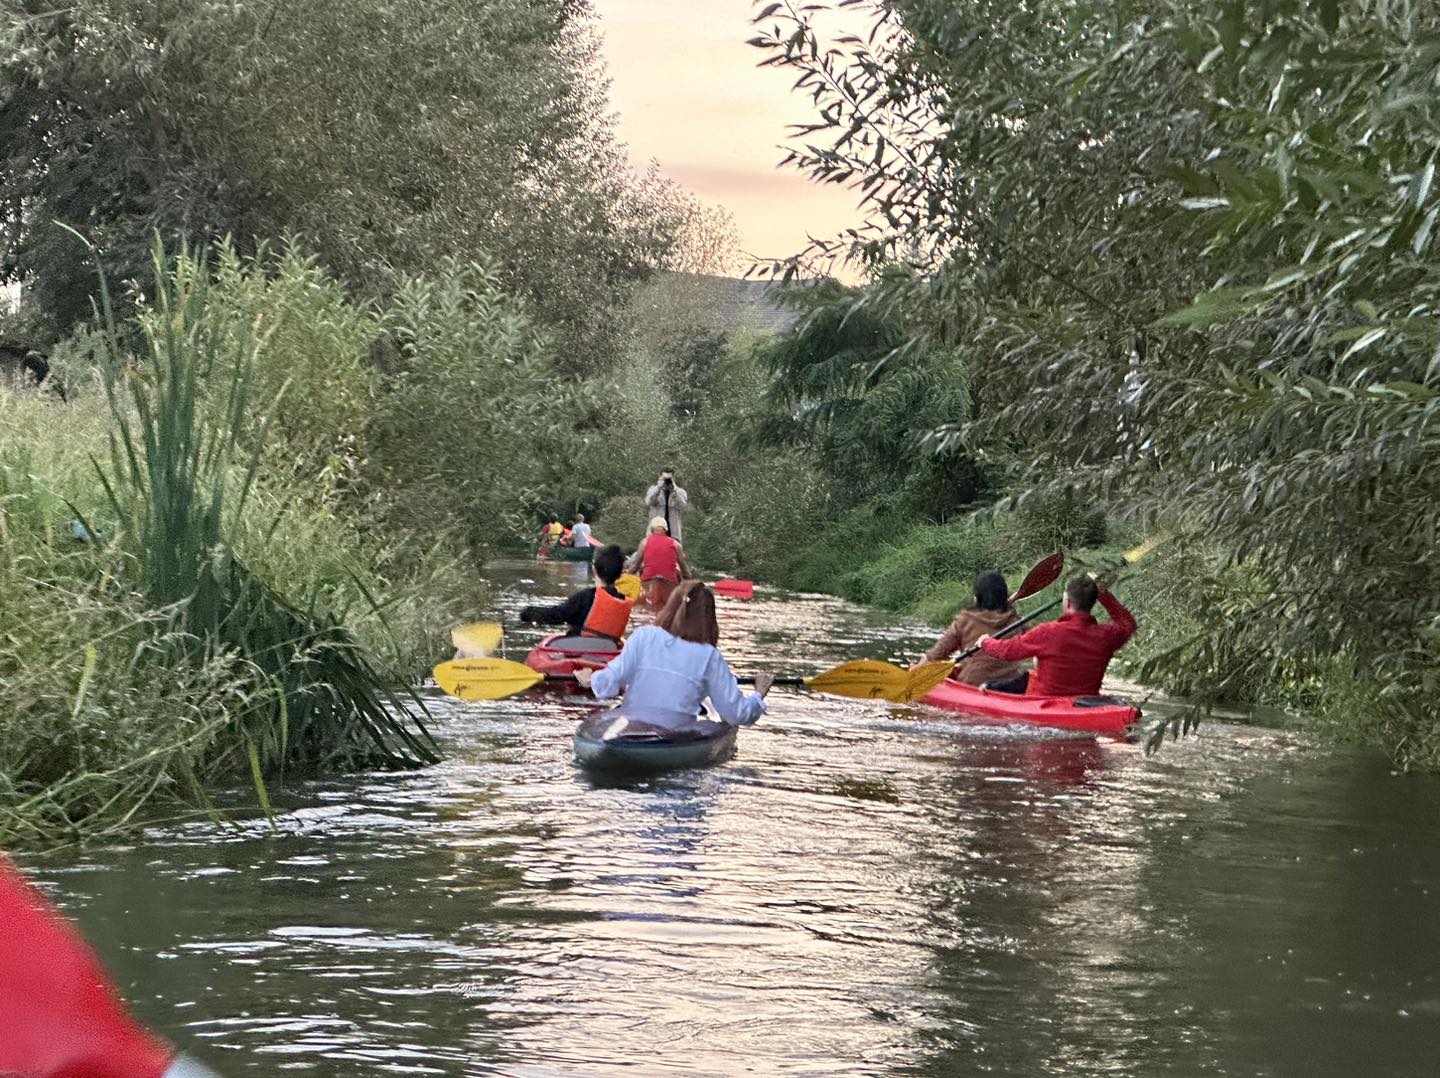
[538,513,564,549]
[626,516,689,608]
[975,574,1137,696]
[519,544,633,642]
[0,854,219,1078]
[924,570,1029,687]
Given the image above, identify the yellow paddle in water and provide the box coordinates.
[451,622,503,658]
[434,656,956,704]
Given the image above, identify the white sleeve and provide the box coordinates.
[590,631,641,699]
[644,484,660,507]
[703,648,767,726]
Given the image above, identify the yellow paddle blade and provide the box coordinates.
[902,661,955,702]
[433,658,543,701]
[615,573,642,601]
[1123,533,1170,565]
[451,622,503,658]
[803,659,915,702]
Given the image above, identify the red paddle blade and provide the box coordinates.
[713,579,755,600]
[1010,551,1064,602]
[1,856,174,1077]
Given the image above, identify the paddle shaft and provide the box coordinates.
[953,544,1159,662]
[954,597,1061,661]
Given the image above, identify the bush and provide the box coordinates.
[367,257,591,550]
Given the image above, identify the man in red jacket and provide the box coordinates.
[976,575,1136,696]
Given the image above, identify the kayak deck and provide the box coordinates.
[573,711,738,774]
[525,634,620,680]
[920,678,1140,736]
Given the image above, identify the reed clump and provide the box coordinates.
[0,244,443,848]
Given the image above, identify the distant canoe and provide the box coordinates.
[537,543,595,562]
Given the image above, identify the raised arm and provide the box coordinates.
[676,545,691,580]
[980,622,1050,662]
[924,618,966,663]
[520,590,590,628]
[1097,589,1137,645]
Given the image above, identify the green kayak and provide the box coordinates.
[537,543,595,562]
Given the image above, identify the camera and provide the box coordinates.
[662,475,673,488]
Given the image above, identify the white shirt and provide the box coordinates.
[590,625,767,727]
[569,522,592,546]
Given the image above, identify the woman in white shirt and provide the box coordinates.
[576,581,773,728]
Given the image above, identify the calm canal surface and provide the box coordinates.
[21,560,1440,1075]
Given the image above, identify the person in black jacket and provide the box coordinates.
[520,544,630,639]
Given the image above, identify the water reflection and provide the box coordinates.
[18,563,1440,1076]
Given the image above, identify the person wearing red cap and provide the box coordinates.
[0,854,218,1077]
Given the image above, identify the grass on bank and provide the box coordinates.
[0,247,484,849]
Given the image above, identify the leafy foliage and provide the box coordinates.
[0,0,679,366]
[368,257,592,546]
[756,279,984,518]
[752,0,1440,763]
[100,244,437,776]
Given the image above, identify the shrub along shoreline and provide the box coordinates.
[0,244,496,850]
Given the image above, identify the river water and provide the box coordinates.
[21,560,1440,1075]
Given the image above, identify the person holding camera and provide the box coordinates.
[644,469,689,543]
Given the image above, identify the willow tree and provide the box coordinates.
[0,0,678,367]
[753,0,1440,763]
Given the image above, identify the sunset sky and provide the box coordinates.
[591,0,867,275]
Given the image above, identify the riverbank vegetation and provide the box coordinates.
[746,0,1440,766]
[4,0,1439,855]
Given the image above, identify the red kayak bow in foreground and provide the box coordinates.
[1,855,214,1077]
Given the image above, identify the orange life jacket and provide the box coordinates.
[582,587,634,643]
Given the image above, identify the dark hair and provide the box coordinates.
[972,570,1010,612]
[592,544,624,584]
[547,512,559,523]
[1064,574,1099,612]
[654,580,718,646]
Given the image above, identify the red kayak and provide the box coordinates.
[1,855,207,1077]
[524,633,621,680]
[713,579,754,600]
[920,678,1140,736]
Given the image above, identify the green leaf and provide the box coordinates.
[1409,160,1435,208]
[1413,206,1439,254]
[1155,287,1256,328]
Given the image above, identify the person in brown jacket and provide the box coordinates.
[924,571,1029,687]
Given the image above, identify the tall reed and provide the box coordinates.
[94,242,438,782]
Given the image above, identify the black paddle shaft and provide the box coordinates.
[736,676,805,686]
[953,597,1062,661]
[953,555,1139,661]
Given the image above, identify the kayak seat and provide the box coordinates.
[544,636,621,654]
[1074,695,1122,707]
